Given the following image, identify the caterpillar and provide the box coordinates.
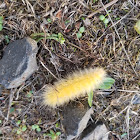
[43,67,106,108]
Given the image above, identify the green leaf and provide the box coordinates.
[115,17,120,20]
[60,37,65,44]
[103,18,109,24]
[17,129,21,135]
[5,35,9,44]
[26,91,33,98]
[76,32,82,38]
[52,135,57,140]
[50,130,55,135]
[10,107,15,113]
[30,32,65,44]
[43,133,47,137]
[58,33,62,38]
[0,120,2,124]
[134,20,140,34]
[22,125,27,132]
[36,125,39,129]
[16,120,21,125]
[65,20,70,24]
[0,24,3,31]
[99,15,105,21]
[79,26,85,33]
[99,77,115,90]
[88,91,93,107]
[56,132,61,136]
[46,36,59,41]
[47,133,52,137]
[58,33,65,44]
[0,16,3,24]
[36,127,41,132]
[55,123,59,128]
[51,34,58,37]
[32,124,39,130]
[121,133,127,138]
[47,18,52,23]
[30,32,45,38]
[81,17,85,20]
[38,119,42,124]
[32,125,36,130]
[93,0,98,3]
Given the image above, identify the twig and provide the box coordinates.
[101,89,140,93]
[88,0,118,18]
[6,91,14,121]
[109,106,128,121]
[117,89,140,93]
[66,40,87,53]
[39,59,58,80]
[132,133,140,140]
[41,41,60,78]
[126,105,131,140]
[79,0,89,9]
[15,84,25,100]
[23,0,36,16]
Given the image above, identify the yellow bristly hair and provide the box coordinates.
[43,67,106,108]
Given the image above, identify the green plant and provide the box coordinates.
[99,77,115,89]
[81,17,85,20]
[47,18,52,23]
[0,16,3,31]
[5,35,9,44]
[16,120,21,125]
[88,91,93,107]
[30,32,65,44]
[16,125,27,135]
[65,20,70,24]
[26,91,33,98]
[47,130,61,140]
[10,107,15,113]
[93,0,98,3]
[121,133,127,138]
[88,77,115,107]
[55,122,60,128]
[134,20,140,34]
[76,26,85,38]
[99,15,109,27]
[32,124,41,132]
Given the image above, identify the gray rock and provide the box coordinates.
[61,101,93,140]
[0,37,38,89]
[81,123,109,140]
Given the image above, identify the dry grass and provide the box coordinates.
[0,0,140,139]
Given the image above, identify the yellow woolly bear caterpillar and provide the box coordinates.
[43,67,106,108]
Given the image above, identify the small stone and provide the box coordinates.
[0,37,38,89]
[61,100,93,140]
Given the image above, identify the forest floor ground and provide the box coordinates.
[0,0,140,140]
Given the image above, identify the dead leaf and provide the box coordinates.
[56,10,62,20]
